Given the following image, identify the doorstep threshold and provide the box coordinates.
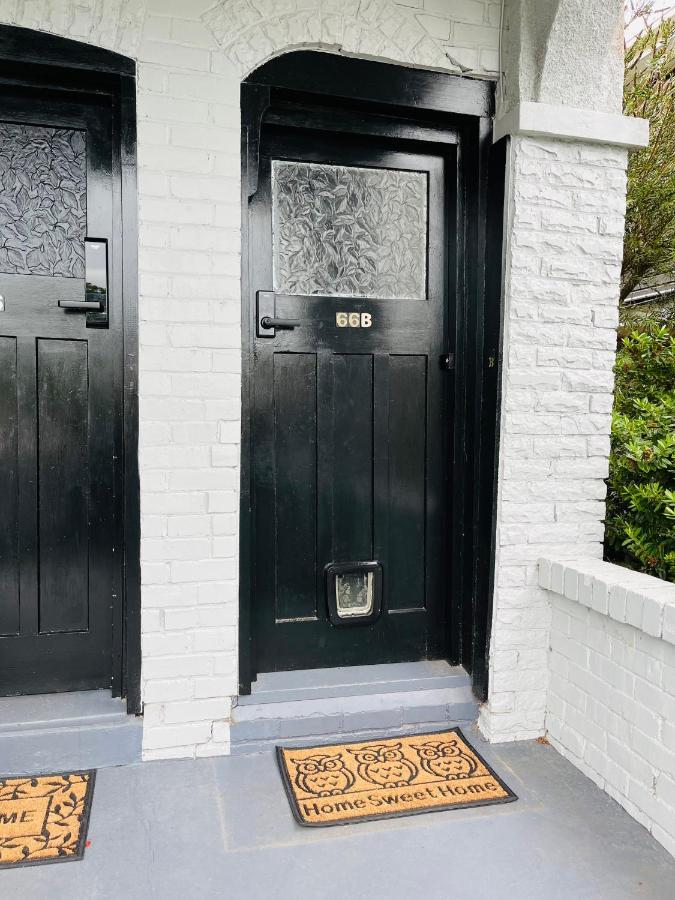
[0,689,142,775]
[0,689,129,732]
[238,660,470,705]
[231,661,478,754]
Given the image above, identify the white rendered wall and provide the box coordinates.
[0,1,629,759]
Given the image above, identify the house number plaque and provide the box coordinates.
[336,312,372,328]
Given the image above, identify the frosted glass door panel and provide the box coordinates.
[0,124,86,278]
[272,161,427,299]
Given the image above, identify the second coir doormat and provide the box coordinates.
[0,771,95,869]
[277,727,516,826]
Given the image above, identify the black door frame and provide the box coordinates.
[0,26,141,713]
[240,51,505,701]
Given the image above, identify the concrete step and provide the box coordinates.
[0,690,142,775]
[239,660,470,705]
[231,663,478,754]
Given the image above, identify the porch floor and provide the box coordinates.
[4,726,674,899]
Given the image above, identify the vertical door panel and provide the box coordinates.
[388,355,427,611]
[0,336,20,635]
[331,354,374,562]
[273,352,317,621]
[37,338,89,633]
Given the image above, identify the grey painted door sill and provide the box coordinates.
[231,661,478,754]
[0,690,142,775]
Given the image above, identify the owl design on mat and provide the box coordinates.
[290,753,355,797]
[411,738,478,780]
[347,743,418,788]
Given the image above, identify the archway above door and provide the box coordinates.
[202,0,457,76]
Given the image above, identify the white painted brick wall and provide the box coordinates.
[540,559,675,859]
[134,1,241,761]
[0,0,501,760]
[136,0,491,761]
[0,2,628,760]
[478,137,628,744]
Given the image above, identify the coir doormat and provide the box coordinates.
[277,728,516,826]
[0,771,95,868]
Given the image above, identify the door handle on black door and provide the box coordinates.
[257,290,300,337]
[260,316,300,330]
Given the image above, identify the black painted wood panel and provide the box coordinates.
[332,354,373,562]
[273,352,317,622]
[0,336,20,636]
[37,339,89,633]
[388,355,426,612]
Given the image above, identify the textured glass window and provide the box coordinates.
[0,124,86,278]
[272,161,427,299]
[335,571,374,619]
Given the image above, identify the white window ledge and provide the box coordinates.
[538,557,675,644]
[494,102,649,149]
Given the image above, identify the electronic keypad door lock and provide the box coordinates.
[256,290,300,337]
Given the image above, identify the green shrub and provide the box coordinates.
[605,321,675,581]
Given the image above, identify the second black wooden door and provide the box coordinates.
[250,124,453,672]
[0,82,122,695]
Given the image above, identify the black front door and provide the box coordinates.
[250,123,455,672]
[0,83,122,695]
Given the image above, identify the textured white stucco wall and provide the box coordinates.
[500,0,624,115]
[0,0,629,760]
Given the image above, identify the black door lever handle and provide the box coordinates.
[260,316,300,329]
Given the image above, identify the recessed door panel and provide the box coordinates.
[331,354,374,562]
[273,352,317,622]
[388,355,427,612]
[37,339,89,634]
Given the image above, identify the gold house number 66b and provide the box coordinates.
[336,312,372,328]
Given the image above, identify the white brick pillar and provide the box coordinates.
[479,132,641,742]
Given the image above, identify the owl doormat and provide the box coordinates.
[277,728,516,826]
[0,771,95,868]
